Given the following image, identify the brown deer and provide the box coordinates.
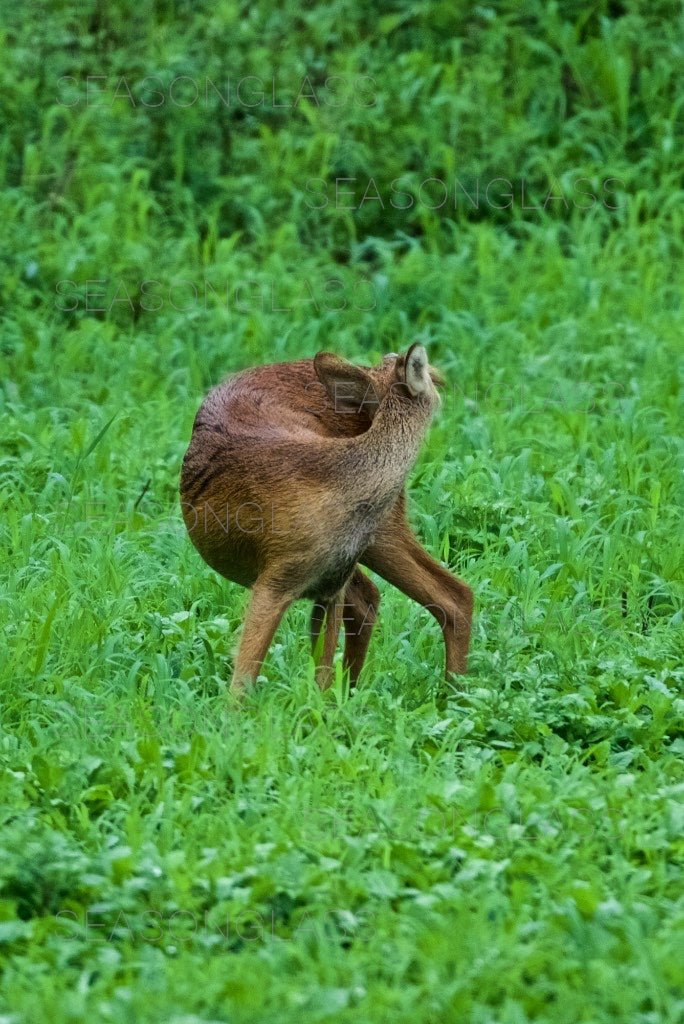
[180,344,473,695]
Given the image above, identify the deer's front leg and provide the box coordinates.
[361,502,473,676]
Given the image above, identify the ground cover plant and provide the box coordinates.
[0,0,683,1020]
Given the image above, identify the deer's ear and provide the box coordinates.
[402,343,431,397]
[314,352,378,413]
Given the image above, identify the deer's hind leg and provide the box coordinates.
[310,568,380,690]
[341,568,379,685]
[310,592,345,691]
[231,577,296,695]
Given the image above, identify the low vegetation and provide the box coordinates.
[0,1,682,1020]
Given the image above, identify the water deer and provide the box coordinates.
[180,344,473,695]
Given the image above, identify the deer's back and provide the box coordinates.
[193,359,371,441]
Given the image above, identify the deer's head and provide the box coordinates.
[313,343,445,422]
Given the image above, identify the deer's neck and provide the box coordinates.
[347,392,433,502]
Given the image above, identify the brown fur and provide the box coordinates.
[180,345,473,694]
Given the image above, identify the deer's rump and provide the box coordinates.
[179,359,386,596]
[179,418,367,594]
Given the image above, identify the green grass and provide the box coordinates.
[1,0,683,1021]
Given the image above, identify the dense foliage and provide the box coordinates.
[1,1,682,1021]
